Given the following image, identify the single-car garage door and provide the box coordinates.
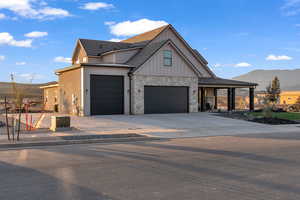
[144,86,189,114]
[90,75,124,115]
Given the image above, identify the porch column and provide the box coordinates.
[249,87,255,111]
[214,88,218,110]
[200,87,205,112]
[227,88,232,111]
[231,88,236,111]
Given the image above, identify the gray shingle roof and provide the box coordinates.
[199,77,258,87]
[193,49,208,65]
[126,40,169,72]
[79,39,148,56]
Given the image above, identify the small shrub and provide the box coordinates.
[263,106,273,118]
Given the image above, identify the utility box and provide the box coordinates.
[50,116,71,132]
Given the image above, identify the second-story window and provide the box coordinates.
[163,50,172,66]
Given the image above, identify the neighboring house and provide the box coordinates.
[280,91,300,105]
[40,82,59,112]
[45,24,257,116]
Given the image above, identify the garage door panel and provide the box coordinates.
[90,75,124,115]
[144,86,188,114]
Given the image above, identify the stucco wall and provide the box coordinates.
[83,66,130,116]
[131,75,198,114]
[72,44,86,64]
[101,49,139,64]
[88,57,102,64]
[43,86,59,111]
[58,68,82,115]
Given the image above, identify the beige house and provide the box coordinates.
[47,24,257,116]
[40,82,59,112]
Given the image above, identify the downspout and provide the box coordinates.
[128,72,133,115]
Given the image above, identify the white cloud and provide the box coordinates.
[235,62,252,67]
[38,7,70,18]
[213,62,252,68]
[0,0,71,19]
[0,55,5,61]
[54,56,71,63]
[80,2,114,10]
[266,54,293,61]
[25,31,48,38]
[213,63,222,68]
[281,0,300,16]
[108,38,122,42]
[16,61,26,65]
[18,73,44,82]
[0,13,5,19]
[104,21,115,25]
[106,18,168,37]
[0,32,32,47]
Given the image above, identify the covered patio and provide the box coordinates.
[198,78,258,112]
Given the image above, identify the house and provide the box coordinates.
[40,82,59,112]
[47,24,257,116]
[280,91,300,105]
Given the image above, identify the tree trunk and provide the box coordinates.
[17,103,22,141]
[4,97,10,141]
[11,116,14,141]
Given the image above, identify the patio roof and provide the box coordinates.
[199,77,258,88]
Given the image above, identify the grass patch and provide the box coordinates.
[248,112,300,121]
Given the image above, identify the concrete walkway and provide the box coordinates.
[12,112,300,139]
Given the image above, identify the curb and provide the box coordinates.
[0,137,162,149]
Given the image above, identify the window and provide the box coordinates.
[163,50,172,66]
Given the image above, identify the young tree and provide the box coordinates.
[265,76,281,106]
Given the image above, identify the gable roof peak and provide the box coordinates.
[121,24,170,43]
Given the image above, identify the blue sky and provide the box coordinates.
[0,0,300,83]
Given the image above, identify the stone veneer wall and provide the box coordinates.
[131,75,198,114]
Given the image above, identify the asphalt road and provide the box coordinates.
[1,132,300,200]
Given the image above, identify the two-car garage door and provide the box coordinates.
[90,75,189,115]
[144,86,189,114]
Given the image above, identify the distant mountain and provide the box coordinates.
[0,82,55,99]
[233,69,300,91]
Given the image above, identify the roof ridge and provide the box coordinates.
[121,24,169,43]
[79,38,129,44]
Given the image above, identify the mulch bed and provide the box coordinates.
[215,112,300,125]
[250,117,299,125]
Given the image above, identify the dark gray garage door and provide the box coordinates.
[144,86,189,114]
[90,75,124,115]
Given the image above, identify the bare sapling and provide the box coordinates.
[17,101,22,141]
[4,97,10,141]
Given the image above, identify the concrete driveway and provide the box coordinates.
[65,113,300,138]
[15,112,300,138]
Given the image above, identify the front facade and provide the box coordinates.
[50,24,257,116]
